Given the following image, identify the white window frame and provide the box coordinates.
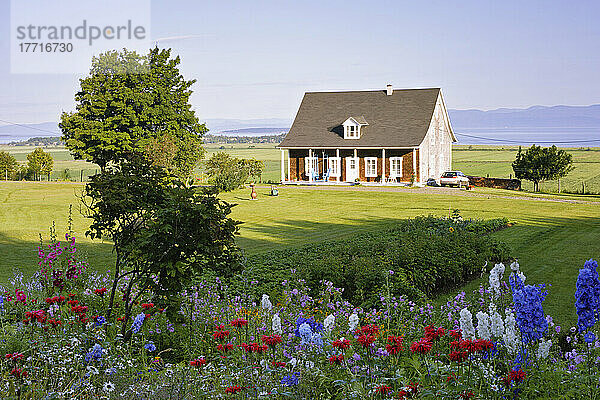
[328,157,341,177]
[345,125,360,139]
[389,157,403,178]
[365,157,377,177]
[304,156,318,175]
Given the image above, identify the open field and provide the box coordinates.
[1,180,599,327]
[3,144,599,193]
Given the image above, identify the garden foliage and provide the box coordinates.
[244,216,511,308]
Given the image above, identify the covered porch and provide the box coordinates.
[278,147,419,185]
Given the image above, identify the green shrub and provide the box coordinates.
[242,216,511,308]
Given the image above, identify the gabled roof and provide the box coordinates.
[279,88,446,148]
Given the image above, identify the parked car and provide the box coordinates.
[439,171,469,188]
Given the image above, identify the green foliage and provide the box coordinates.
[204,152,250,191]
[243,216,511,308]
[0,151,18,179]
[60,47,206,178]
[512,145,574,192]
[26,148,53,180]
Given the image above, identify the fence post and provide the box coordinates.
[81,170,83,182]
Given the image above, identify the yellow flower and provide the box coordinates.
[449,227,454,232]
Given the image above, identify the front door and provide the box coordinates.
[345,157,358,182]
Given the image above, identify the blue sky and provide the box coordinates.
[0,0,598,124]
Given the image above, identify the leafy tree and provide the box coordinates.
[60,47,206,179]
[0,151,18,180]
[512,144,574,192]
[26,148,53,180]
[205,152,250,192]
[245,158,265,183]
[62,48,242,336]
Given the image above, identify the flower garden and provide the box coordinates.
[0,229,599,399]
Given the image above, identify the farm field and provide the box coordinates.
[0,180,599,327]
[3,144,600,193]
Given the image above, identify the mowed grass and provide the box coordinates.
[1,180,599,327]
[4,144,600,193]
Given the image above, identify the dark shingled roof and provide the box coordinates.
[279,88,442,148]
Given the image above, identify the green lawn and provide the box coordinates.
[1,181,598,327]
[3,144,600,193]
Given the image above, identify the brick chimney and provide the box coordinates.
[386,84,393,96]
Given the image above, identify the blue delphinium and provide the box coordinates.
[298,323,312,344]
[0,295,3,312]
[311,332,324,348]
[95,316,106,327]
[575,259,600,335]
[509,273,548,344]
[281,372,300,386]
[294,317,323,338]
[144,341,157,352]
[131,313,145,334]
[85,343,103,363]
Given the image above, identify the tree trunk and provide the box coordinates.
[106,250,121,321]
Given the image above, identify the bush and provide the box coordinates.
[243,216,511,308]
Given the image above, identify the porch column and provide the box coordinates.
[280,149,285,183]
[308,149,313,182]
[336,149,340,182]
[382,149,386,185]
[287,151,291,182]
[412,148,417,182]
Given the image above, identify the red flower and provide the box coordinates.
[141,303,154,310]
[459,391,475,399]
[398,382,419,399]
[231,318,248,328]
[261,334,283,348]
[375,385,392,395]
[48,318,62,328]
[410,338,432,354]
[94,287,107,296]
[225,386,243,395]
[358,324,380,336]
[239,342,268,354]
[474,339,494,352]
[5,353,24,360]
[332,338,351,350]
[328,354,344,365]
[424,325,445,340]
[449,329,462,340]
[217,343,234,353]
[190,358,207,367]
[386,335,403,355]
[271,361,286,368]
[459,339,478,353]
[10,368,27,378]
[357,334,376,348]
[213,330,230,340]
[67,299,79,306]
[448,350,469,363]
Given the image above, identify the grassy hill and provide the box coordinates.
[1,181,598,327]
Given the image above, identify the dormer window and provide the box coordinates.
[342,117,368,140]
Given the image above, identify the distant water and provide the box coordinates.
[454,127,600,147]
[2,127,600,147]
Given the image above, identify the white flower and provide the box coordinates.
[261,294,272,311]
[86,366,99,376]
[103,381,115,392]
[348,313,359,332]
[510,261,520,272]
[489,263,505,297]
[517,271,526,283]
[490,309,505,338]
[324,314,335,332]
[289,357,298,367]
[272,314,282,335]
[537,339,552,359]
[459,308,476,340]
[476,311,491,340]
[503,310,520,354]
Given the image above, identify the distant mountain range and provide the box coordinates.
[1,105,599,145]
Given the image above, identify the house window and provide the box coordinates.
[346,125,358,138]
[365,157,377,177]
[390,157,403,177]
[304,156,318,176]
[328,157,340,177]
